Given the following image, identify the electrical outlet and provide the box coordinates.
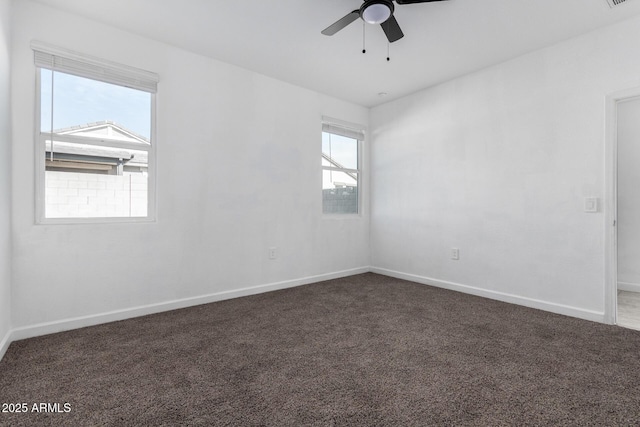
[451,248,460,260]
[268,247,277,260]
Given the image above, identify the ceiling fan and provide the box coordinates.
[322,0,448,43]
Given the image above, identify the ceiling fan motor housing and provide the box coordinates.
[360,0,395,24]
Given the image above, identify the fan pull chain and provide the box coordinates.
[362,21,366,54]
[387,41,390,62]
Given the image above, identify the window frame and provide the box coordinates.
[32,42,158,224]
[321,118,364,217]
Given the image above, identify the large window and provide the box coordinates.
[33,42,158,222]
[322,121,363,214]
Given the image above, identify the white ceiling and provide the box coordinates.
[33,0,640,107]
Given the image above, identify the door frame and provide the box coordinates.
[604,87,640,325]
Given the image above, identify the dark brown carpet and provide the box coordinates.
[1,273,640,426]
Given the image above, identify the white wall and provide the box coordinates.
[617,98,640,293]
[11,1,369,332]
[370,14,640,321]
[0,0,12,356]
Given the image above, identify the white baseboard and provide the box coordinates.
[0,329,11,362]
[618,281,640,293]
[9,267,370,343]
[2,265,609,363]
[371,267,605,323]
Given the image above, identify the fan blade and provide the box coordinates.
[380,15,404,43]
[321,10,360,36]
[395,0,447,4]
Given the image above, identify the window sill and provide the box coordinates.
[36,216,156,226]
[321,213,363,220]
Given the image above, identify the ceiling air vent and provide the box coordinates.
[606,0,629,8]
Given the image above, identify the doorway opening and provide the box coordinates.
[606,89,640,330]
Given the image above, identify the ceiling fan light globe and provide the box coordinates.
[362,3,392,24]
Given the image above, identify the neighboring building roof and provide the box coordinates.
[46,141,133,160]
[53,120,150,145]
[45,121,149,168]
[322,153,357,183]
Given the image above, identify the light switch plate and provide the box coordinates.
[584,197,598,213]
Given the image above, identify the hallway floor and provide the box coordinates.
[618,290,640,331]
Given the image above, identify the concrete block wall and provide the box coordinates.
[322,187,358,214]
[45,171,147,218]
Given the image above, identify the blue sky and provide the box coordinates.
[40,69,151,139]
[322,132,358,170]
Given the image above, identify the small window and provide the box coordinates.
[33,42,158,222]
[322,121,363,215]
